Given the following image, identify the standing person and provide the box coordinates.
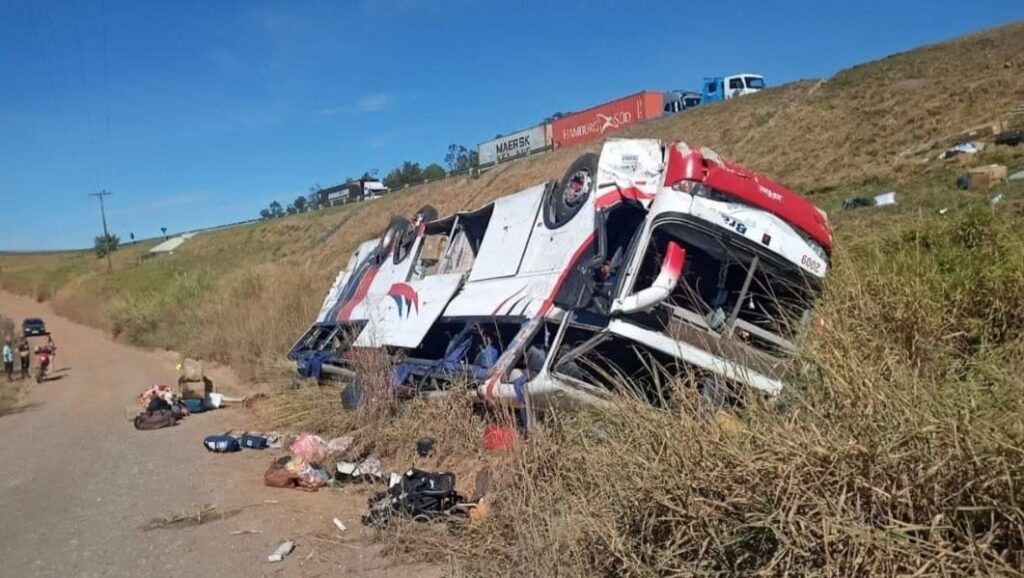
[17,339,30,380]
[45,335,57,369]
[2,340,13,381]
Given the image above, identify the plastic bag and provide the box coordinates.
[289,434,328,463]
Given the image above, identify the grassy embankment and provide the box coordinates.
[1,21,1023,575]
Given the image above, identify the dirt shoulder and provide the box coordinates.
[0,291,437,578]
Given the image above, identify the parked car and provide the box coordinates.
[22,317,48,337]
[290,138,832,413]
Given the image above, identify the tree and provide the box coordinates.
[422,163,446,181]
[129,232,135,245]
[269,201,284,217]
[383,161,424,189]
[307,193,321,211]
[286,204,298,215]
[259,208,272,220]
[94,233,120,258]
[445,144,477,172]
[361,169,379,179]
[293,195,308,213]
[160,227,168,239]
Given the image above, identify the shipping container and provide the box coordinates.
[551,91,664,148]
[477,124,551,166]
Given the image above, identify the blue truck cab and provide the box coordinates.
[701,73,766,103]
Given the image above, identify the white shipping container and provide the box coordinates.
[477,125,550,166]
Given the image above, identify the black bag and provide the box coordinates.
[363,469,463,527]
[146,396,172,413]
[134,409,178,431]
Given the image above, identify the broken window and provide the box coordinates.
[625,224,821,355]
[551,327,682,406]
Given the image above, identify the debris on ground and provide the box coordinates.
[203,435,241,453]
[221,430,288,448]
[991,193,1004,206]
[133,385,185,430]
[142,505,241,531]
[842,197,873,210]
[967,164,1008,190]
[938,140,982,159]
[267,540,295,563]
[264,456,299,489]
[134,408,179,430]
[416,437,436,457]
[241,434,269,450]
[363,469,470,528]
[995,129,1024,147]
[333,518,347,533]
[483,424,519,451]
[289,434,328,463]
[264,455,331,491]
[337,456,383,481]
[841,192,896,211]
[1009,169,1024,181]
[326,436,354,454]
[873,191,896,206]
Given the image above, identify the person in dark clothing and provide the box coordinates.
[17,339,30,380]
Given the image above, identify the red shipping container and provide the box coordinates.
[551,91,664,148]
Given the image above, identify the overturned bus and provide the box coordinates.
[289,139,832,410]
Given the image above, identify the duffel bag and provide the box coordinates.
[203,435,241,453]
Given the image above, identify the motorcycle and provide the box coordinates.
[35,350,51,383]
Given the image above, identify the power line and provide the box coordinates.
[88,190,113,273]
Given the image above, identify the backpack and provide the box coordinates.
[134,409,179,431]
[203,435,241,453]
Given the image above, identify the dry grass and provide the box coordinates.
[0,21,1023,575]
[0,314,21,415]
[428,201,1024,577]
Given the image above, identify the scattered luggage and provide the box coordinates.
[264,456,299,488]
[204,435,241,453]
[363,469,467,528]
[995,129,1024,147]
[182,398,206,414]
[289,434,328,463]
[133,409,179,430]
[242,435,270,450]
[967,164,1008,190]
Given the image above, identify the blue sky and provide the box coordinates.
[0,1,1020,250]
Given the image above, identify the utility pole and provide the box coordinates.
[88,190,113,273]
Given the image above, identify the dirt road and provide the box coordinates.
[0,292,438,578]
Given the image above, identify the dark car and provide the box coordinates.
[22,318,47,337]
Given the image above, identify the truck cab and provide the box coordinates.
[701,73,766,103]
[290,139,831,413]
[664,90,702,113]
